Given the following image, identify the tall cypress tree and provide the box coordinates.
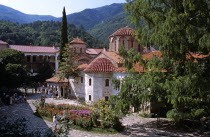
[60,7,68,63]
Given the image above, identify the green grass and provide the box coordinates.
[33,111,53,122]
[71,125,118,134]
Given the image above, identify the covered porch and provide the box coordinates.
[46,76,71,99]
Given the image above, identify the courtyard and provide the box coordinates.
[0,92,204,137]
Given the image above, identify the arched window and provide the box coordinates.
[89,95,92,101]
[105,79,109,87]
[89,79,92,86]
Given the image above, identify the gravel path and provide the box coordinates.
[0,93,202,137]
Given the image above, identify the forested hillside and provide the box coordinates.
[0,3,124,30]
[64,3,124,30]
[0,20,104,48]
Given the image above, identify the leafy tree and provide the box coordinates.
[114,0,210,124]
[36,60,54,83]
[59,7,68,63]
[0,49,30,89]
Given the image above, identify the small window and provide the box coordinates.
[89,79,91,86]
[105,79,109,87]
[105,96,109,101]
[80,48,83,53]
[81,77,83,83]
[89,95,91,101]
[27,56,30,62]
[33,56,36,62]
[131,40,134,48]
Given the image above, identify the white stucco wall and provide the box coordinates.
[69,72,129,102]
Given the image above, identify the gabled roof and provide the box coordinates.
[9,45,59,53]
[46,76,68,83]
[69,38,86,45]
[0,40,8,45]
[103,51,124,64]
[109,26,135,37]
[84,58,116,73]
[86,48,103,55]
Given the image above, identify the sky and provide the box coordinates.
[0,0,126,17]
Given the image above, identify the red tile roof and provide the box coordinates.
[86,48,103,55]
[9,45,59,53]
[142,51,162,60]
[46,76,68,83]
[0,40,8,45]
[72,53,92,60]
[103,51,124,64]
[109,26,135,37]
[84,58,116,73]
[69,38,86,45]
[77,64,88,71]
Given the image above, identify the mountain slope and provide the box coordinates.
[0,5,57,23]
[0,3,124,30]
[60,3,124,30]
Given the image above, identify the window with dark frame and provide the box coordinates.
[105,79,109,87]
[27,56,30,62]
[33,56,36,62]
[89,95,91,101]
[105,96,109,101]
[81,77,83,83]
[89,79,91,86]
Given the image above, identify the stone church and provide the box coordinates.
[46,26,159,103]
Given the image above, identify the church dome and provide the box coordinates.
[109,26,135,37]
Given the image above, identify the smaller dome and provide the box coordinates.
[109,26,135,37]
[69,38,86,44]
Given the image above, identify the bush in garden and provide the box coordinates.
[92,99,124,131]
[54,113,73,137]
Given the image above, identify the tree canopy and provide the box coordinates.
[0,49,30,89]
[0,20,104,48]
[114,0,210,123]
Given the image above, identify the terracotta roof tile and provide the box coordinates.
[77,63,88,71]
[9,45,59,53]
[84,58,116,73]
[69,38,86,44]
[142,51,162,60]
[109,26,135,37]
[103,51,124,64]
[86,48,103,55]
[0,40,8,45]
[72,53,92,60]
[46,76,68,83]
